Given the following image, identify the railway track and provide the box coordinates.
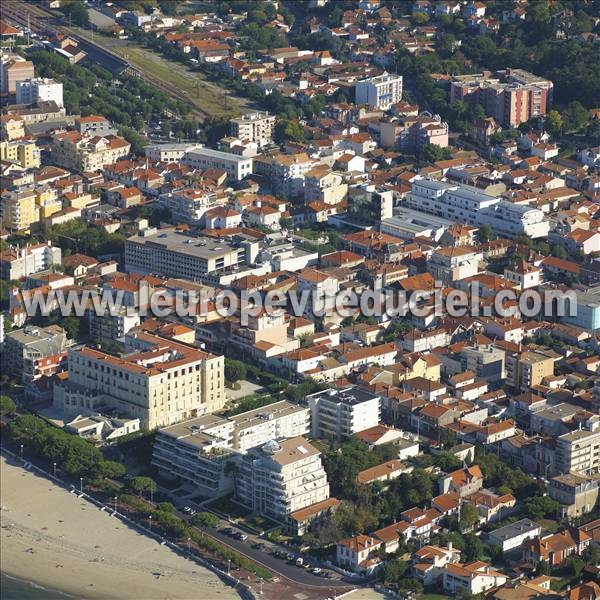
[2,1,211,119]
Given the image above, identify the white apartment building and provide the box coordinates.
[427,246,481,285]
[555,420,600,475]
[54,332,225,430]
[145,143,200,163]
[406,179,549,238]
[487,518,542,553]
[16,77,64,107]
[230,111,275,147]
[152,400,310,495]
[157,188,220,225]
[355,73,403,110]
[296,268,340,322]
[0,242,61,280]
[308,386,381,442]
[183,146,253,181]
[443,562,507,595]
[125,228,255,280]
[237,437,330,525]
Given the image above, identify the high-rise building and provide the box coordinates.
[0,242,62,280]
[152,400,310,496]
[1,54,34,94]
[0,189,39,233]
[237,437,330,524]
[229,112,275,147]
[16,78,64,107]
[555,420,600,475]
[450,69,553,127]
[307,386,381,442]
[355,73,403,110]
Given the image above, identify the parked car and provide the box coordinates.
[296,557,304,567]
[236,533,248,541]
[183,506,192,513]
[312,568,322,575]
[286,553,295,561]
[222,527,235,536]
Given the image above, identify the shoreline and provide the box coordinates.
[1,571,80,600]
[0,455,241,600]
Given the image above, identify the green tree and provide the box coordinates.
[128,476,156,497]
[420,143,452,163]
[463,533,485,562]
[191,511,219,529]
[459,503,480,531]
[0,395,16,416]
[274,119,305,143]
[156,501,177,513]
[522,496,559,520]
[62,0,90,27]
[545,110,563,136]
[92,460,126,480]
[478,224,493,243]
[551,244,567,260]
[224,359,247,383]
[378,559,408,586]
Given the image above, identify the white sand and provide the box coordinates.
[0,455,240,600]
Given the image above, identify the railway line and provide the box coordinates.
[2,1,212,119]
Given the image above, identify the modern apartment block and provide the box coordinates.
[237,437,330,525]
[355,73,403,110]
[0,139,41,170]
[230,111,275,147]
[125,227,258,280]
[182,146,253,181]
[0,190,39,233]
[4,324,71,383]
[307,386,381,442]
[54,332,225,429]
[450,69,553,127]
[460,345,506,384]
[16,77,64,107]
[505,350,555,392]
[406,179,549,239]
[157,188,221,225]
[0,242,61,280]
[152,401,310,495]
[374,113,449,152]
[555,420,600,475]
[1,54,34,94]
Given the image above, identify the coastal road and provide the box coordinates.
[203,526,350,588]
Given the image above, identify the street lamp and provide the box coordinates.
[19,444,23,458]
[80,477,83,493]
[53,462,57,478]
[227,559,231,575]
[149,515,153,532]
[114,496,118,512]
[187,537,191,553]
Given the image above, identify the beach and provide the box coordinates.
[0,455,240,600]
